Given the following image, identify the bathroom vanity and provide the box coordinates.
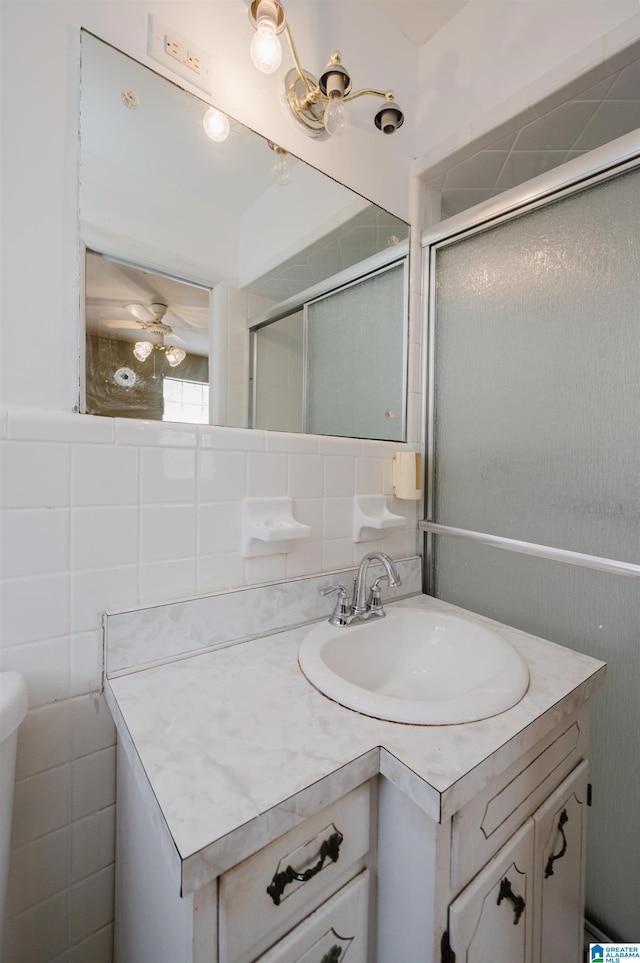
[104,575,605,963]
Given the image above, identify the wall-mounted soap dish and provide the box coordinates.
[242,497,311,557]
[353,495,407,542]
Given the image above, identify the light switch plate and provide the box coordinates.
[147,16,212,94]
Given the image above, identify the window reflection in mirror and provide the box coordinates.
[80,30,409,439]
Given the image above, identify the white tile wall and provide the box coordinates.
[0,407,422,962]
[69,924,113,963]
[139,558,197,605]
[3,891,70,963]
[71,807,115,883]
[1,573,69,647]
[140,504,197,562]
[69,864,114,945]
[139,447,197,503]
[1,443,69,508]
[70,631,104,699]
[1,509,70,578]
[70,445,137,506]
[71,507,139,570]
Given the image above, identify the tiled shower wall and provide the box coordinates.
[0,407,420,962]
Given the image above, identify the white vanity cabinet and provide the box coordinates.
[115,708,593,963]
[108,594,605,963]
[115,749,374,963]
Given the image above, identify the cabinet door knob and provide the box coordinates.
[266,829,344,905]
[497,876,526,924]
[544,808,569,878]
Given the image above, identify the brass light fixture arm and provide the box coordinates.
[344,87,394,104]
[283,27,394,110]
[283,24,320,99]
[262,2,405,137]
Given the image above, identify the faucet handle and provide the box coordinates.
[365,576,389,617]
[321,584,352,627]
[320,584,349,598]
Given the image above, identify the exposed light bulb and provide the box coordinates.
[165,345,187,367]
[270,149,292,186]
[250,20,282,73]
[203,107,230,142]
[324,92,349,138]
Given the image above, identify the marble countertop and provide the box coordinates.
[105,593,606,895]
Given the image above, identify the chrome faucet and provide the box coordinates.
[321,552,401,626]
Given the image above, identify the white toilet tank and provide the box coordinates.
[0,672,28,948]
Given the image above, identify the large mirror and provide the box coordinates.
[80,31,409,440]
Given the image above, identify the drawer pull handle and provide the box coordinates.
[544,808,569,878]
[266,829,344,906]
[320,946,342,963]
[497,877,526,925]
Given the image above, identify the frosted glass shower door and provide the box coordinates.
[428,164,640,940]
[305,262,407,440]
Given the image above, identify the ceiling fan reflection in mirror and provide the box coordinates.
[100,302,187,367]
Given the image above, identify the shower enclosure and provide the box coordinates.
[251,256,408,440]
[421,131,640,941]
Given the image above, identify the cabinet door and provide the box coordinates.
[532,760,589,963]
[448,820,533,963]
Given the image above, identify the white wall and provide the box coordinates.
[0,3,418,960]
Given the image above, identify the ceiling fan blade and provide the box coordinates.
[101,318,146,330]
[124,302,156,324]
[168,333,188,346]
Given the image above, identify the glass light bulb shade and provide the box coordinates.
[165,345,187,367]
[324,94,349,138]
[133,340,153,362]
[250,24,282,73]
[271,150,291,186]
[203,107,230,142]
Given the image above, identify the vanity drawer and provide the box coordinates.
[255,870,369,963]
[218,783,371,963]
[450,705,589,891]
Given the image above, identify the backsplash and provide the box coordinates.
[105,556,422,675]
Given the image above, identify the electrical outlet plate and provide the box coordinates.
[148,16,212,94]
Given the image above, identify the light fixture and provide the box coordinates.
[132,335,186,368]
[133,340,153,362]
[268,141,292,186]
[203,107,230,142]
[247,0,404,139]
[165,345,187,367]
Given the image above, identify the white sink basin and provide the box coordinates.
[299,607,529,725]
